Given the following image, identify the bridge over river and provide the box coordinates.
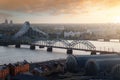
[0,22,118,54]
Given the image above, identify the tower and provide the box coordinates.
[5,19,8,24]
[10,20,13,25]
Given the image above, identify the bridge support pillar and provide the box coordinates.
[30,45,36,50]
[39,45,45,48]
[67,49,73,54]
[91,51,96,55]
[15,44,21,48]
[47,47,52,52]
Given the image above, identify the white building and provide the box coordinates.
[64,31,81,38]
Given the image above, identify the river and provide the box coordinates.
[0,40,120,65]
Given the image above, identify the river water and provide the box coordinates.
[0,41,120,65]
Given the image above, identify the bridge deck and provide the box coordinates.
[31,44,117,54]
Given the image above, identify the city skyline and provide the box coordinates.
[0,0,120,23]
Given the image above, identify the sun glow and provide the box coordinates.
[113,16,120,23]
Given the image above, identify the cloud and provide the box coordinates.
[0,0,120,15]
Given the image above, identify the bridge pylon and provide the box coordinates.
[15,44,21,48]
[67,49,73,54]
[91,51,97,55]
[39,45,45,48]
[30,45,36,50]
[47,47,53,52]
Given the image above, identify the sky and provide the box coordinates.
[0,0,120,23]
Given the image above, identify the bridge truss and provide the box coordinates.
[33,40,96,51]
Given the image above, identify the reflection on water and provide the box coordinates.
[0,41,120,65]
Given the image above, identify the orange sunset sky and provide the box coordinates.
[0,0,120,23]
